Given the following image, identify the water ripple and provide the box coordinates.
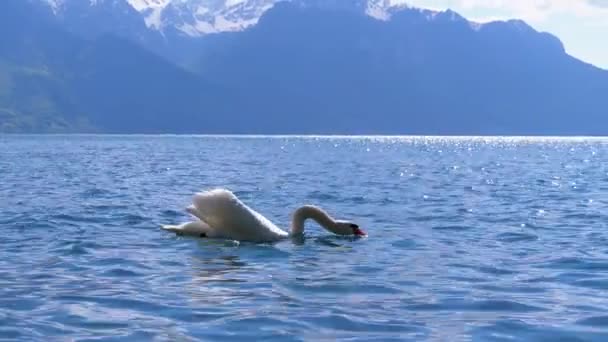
[2,135,608,340]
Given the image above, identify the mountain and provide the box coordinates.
[41,0,168,57]
[193,2,608,135]
[125,0,411,40]
[0,0,239,133]
[0,0,86,132]
[42,0,276,39]
[131,0,406,36]
[2,0,608,134]
[144,0,276,36]
[37,0,410,63]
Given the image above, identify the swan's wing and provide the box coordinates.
[186,205,206,221]
[192,189,288,242]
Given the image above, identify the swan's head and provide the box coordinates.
[332,221,367,237]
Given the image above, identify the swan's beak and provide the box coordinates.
[353,227,367,236]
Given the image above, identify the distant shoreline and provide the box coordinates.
[3,134,608,140]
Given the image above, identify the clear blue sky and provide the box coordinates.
[401,0,608,69]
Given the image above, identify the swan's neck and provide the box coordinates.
[291,205,336,235]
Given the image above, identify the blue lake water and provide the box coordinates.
[2,135,608,341]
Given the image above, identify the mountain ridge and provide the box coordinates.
[34,0,583,69]
[39,0,554,40]
[1,0,607,134]
[196,2,608,135]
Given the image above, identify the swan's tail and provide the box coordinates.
[161,225,181,233]
[160,221,210,237]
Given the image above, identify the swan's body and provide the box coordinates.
[162,189,365,243]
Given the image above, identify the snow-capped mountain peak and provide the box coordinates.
[366,0,408,20]
[40,0,413,37]
[123,0,412,36]
[127,0,172,29]
[127,0,172,11]
[129,0,279,35]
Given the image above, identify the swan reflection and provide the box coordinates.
[186,254,255,305]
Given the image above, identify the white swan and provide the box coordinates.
[161,188,366,243]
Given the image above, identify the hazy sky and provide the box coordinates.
[402,0,608,69]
